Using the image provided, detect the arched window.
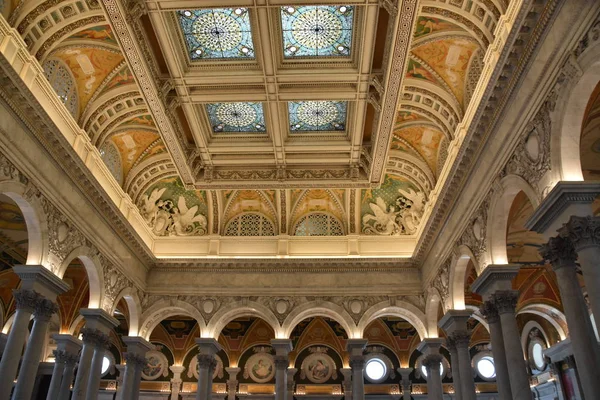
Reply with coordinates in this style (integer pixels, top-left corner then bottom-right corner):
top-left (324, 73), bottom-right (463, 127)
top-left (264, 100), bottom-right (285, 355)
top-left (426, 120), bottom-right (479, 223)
top-left (42, 59), bottom-right (78, 118)
top-left (99, 141), bottom-right (123, 185)
top-left (224, 213), bottom-right (275, 236)
top-left (294, 213), bottom-right (344, 236)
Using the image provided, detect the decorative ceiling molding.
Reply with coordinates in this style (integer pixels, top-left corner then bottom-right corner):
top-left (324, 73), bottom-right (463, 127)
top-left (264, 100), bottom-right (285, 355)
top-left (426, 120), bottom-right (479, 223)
top-left (125, 153), bottom-right (177, 204)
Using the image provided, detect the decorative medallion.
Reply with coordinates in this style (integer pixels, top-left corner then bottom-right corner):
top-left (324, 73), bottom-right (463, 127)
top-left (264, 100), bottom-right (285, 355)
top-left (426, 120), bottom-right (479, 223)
top-left (244, 352), bottom-right (275, 383)
top-left (188, 354), bottom-right (224, 380)
top-left (178, 8), bottom-right (255, 60)
top-left (206, 102), bottom-right (266, 133)
top-left (142, 350), bottom-right (169, 380)
top-left (288, 101), bottom-right (347, 132)
top-left (300, 349), bottom-right (337, 383)
top-left (281, 5), bottom-right (353, 57)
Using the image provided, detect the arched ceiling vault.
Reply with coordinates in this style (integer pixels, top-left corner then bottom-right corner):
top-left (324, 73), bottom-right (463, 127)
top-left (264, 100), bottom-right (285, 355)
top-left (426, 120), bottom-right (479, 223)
top-left (7, 0), bottom-right (507, 245)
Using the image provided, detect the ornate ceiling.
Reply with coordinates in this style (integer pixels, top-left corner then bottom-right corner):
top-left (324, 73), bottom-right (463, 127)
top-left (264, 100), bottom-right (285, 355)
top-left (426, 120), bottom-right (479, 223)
top-left (1, 0), bottom-right (512, 258)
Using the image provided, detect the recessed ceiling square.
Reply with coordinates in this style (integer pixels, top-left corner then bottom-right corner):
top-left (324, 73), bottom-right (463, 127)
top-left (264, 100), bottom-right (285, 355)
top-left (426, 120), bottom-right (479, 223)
top-left (288, 101), bottom-right (347, 132)
top-left (178, 8), bottom-right (255, 60)
top-left (281, 5), bottom-right (354, 58)
top-left (206, 102), bottom-right (266, 133)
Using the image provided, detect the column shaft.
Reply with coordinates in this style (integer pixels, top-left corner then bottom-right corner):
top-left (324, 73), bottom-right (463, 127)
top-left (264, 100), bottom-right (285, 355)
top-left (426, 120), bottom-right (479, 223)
top-left (85, 342), bottom-right (108, 400)
top-left (423, 355), bottom-right (443, 400)
top-left (120, 363), bottom-right (137, 400)
top-left (58, 360), bottom-right (78, 400)
top-left (196, 355), bottom-right (213, 400)
top-left (481, 303), bottom-right (512, 400)
top-left (0, 290), bottom-right (38, 400)
top-left (13, 299), bottom-right (58, 400)
top-left (446, 342), bottom-right (463, 400)
top-left (454, 334), bottom-right (476, 400)
top-left (71, 340), bottom-right (95, 400)
top-left (495, 291), bottom-right (533, 400)
top-left (350, 358), bottom-right (365, 400)
top-left (274, 357), bottom-right (288, 400)
top-left (574, 246), bottom-right (600, 332)
top-left (131, 363), bottom-right (144, 400)
top-left (46, 351), bottom-right (67, 400)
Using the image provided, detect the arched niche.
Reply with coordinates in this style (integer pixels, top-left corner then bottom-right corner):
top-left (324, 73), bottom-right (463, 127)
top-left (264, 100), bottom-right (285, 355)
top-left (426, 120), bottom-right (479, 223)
top-left (282, 301), bottom-right (356, 339)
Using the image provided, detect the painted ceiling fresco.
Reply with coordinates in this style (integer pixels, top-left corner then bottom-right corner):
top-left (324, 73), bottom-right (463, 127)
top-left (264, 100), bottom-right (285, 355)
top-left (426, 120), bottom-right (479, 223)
top-left (14, 0), bottom-right (502, 239)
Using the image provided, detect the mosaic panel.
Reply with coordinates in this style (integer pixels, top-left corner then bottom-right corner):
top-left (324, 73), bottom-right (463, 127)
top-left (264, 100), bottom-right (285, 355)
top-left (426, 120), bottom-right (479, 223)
top-left (288, 101), bottom-right (347, 132)
top-left (206, 102), bottom-right (266, 133)
top-left (178, 8), bottom-right (255, 60)
top-left (281, 5), bottom-right (353, 57)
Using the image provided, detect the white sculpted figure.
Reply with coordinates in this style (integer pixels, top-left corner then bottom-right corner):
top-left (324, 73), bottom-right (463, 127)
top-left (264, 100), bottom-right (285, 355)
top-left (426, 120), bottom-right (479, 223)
top-left (139, 188), bottom-right (166, 224)
top-left (171, 196), bottom-right (207, 236)
top-left (362, 197), bottom-right (401, 235)
top-left (397, 188), bottom-right (425, 235)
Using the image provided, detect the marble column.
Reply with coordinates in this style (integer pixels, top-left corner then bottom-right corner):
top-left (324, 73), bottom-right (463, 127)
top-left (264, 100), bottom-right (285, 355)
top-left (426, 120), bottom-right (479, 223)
top-left (195, 338), bottom-right (222, 400)
top-left (58, 353), bottom-right (80, 400)
top-left (71, 308), bottom-right (119, 400)
top-left (46, 334), bottom-right (82, 400)
top-left (444, 337), bottom-right (463, 400)
top-left (286, 368), bottom-right (297, 400)
top-left (0, 332), bottom-right (8, 356)
top-left (346, 339), bottom-right (368, 400)
top-left (272, 339), bottom-right (293, 400)
top-left (121, 336), bottom-right (153, 400)
top-left (340, 367), bottom-right (352, 400)
top-left (115, 364), bottom-right (125, 400)
top-left (0, 289), bottom-right (39, 400)
top-left (417, 339), bottom-right (444, 400)
top-left (439, 310), bottom-right (477, 400)
top-left (540, 235), bottom-right (600, 399)
top-left (84, 330), bottom-right (111, 400)
top-left (397, 368), bottom-right (413, 400)
top-left (494, 290), bottom-right (532, 400)
top-left (479, 301), bottom-right (512, 400)
top-left (170, 365), bottom-right (186, 400)
top-left (559, 216), bottom-right (600, 331)
top-left (12, 298), bottom-right (59, 400)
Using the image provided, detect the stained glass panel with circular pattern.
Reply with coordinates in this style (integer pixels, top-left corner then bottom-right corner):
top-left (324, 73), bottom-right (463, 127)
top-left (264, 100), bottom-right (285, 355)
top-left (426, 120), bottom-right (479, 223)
top-left (206, 102), bottom-right (266, 133)
top-left (178, 8), bottom-right (255, 60)
top-left (288, 101), bottom-right (347, 132)
top-left (281, 5), bottom-right (353, 57)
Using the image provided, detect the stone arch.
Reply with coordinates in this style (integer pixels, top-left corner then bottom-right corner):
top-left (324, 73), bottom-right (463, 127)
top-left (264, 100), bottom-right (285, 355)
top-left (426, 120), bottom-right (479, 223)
top-left (486, 175), bottom-right (540, 265)
top-left (2, 314), bottom-right (15, 334)
top-left (520, 320), bottom-right (551, 352)
top-left (465, 305), bottom-right (489, 332)
top-left (356, 301), bottom-right (428, 341)
top-left (111, 287), bottom-right (142, 336)
top-left (517, 304), bottom-right (567, 341)
top-left (0, 180), bottom-right (48, 267)
top-left (138, 300), bottom-right (206, 341)
top-left (424, 289), bottom-right (442, 338)
top-left (449, 245), bottom-right (478, 310)
top-left (282, 301), bottom-right (356, 339)
top-left (57, 246), bottom-right (103, 309)
top-left (68, 314), bottom-right (85, 335)
top-left (205, 302), bottom-right (281, 339)
top-left (554, 36), bottom-right (600, 181)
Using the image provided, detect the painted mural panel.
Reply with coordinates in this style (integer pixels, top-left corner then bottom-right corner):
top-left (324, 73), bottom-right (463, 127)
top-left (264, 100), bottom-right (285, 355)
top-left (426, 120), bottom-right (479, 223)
top-left (392, 125), bottom-right (444, 174)
top-left (414, 17), bottom-right (463, 38)
top-left (109, 130), bottom-right (161, 177)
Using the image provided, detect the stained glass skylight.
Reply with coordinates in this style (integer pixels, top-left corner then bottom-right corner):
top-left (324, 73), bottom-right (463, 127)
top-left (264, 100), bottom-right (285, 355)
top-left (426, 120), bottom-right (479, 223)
top-left (281, 5), bottom-right (354, 58)
top-left (288, 101), bottom-right (347, 132)
top-left (178, 8), bottom-right (255, 60)
top-left (206, 102), bottom-right (266, 133)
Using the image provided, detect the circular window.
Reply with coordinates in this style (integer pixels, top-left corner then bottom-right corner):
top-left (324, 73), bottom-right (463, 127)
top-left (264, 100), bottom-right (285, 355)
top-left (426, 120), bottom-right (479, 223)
top-left (101, 356), bottom-right (110, 375)
top-left (477, 356), bottom-right (496, 379)
top-left (532, 343), bottom-right (545, 370)
top-left (365, 358), bottom-right (386, 381)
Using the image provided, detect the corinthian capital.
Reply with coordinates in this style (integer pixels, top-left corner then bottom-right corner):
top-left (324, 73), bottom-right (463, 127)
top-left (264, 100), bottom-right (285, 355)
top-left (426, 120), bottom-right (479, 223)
top-left (492, 290), bottom-right (519, 314)
top-left (449, 331), bottom-right (471, 348)
top-left (559, 215), bottom-right (600, 251)
top-left (422, 354), bottom-right (443, 370)
top-left (197, 354), bottom-right (215, 369)
top-left (34, 298), bottom-right (59, 320)
top-left (125, 352), bottom-right (147, 369)
top-left (12, 289), bottom-right (40, 312)
top-left (539, 235), bottom-right (577, 270)
top-left (479, 300), bottom-right (499, 324)
top-left (53, 349), bottom-right (68, 364)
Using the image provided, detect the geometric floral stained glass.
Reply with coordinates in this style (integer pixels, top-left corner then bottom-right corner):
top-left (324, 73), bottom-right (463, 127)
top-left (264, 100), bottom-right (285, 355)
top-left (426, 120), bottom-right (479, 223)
top-left (178, 8), bottom-right (255, 60)
top-left (205, 102), bottom-right (266, 133)
top-left (288, 101), bottom-right (347, 132)
top-left (281, 5), bottom-right (353, 57)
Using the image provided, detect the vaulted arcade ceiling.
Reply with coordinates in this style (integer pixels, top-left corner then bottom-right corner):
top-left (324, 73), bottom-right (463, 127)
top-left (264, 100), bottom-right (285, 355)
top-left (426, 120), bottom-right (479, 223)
top-left (1, 0), bottom-right (511, 258)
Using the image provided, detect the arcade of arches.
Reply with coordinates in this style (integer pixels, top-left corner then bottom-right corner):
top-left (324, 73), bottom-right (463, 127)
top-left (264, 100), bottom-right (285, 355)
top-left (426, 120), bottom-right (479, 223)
top-left (0, 0), bottom-right (599, 400)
